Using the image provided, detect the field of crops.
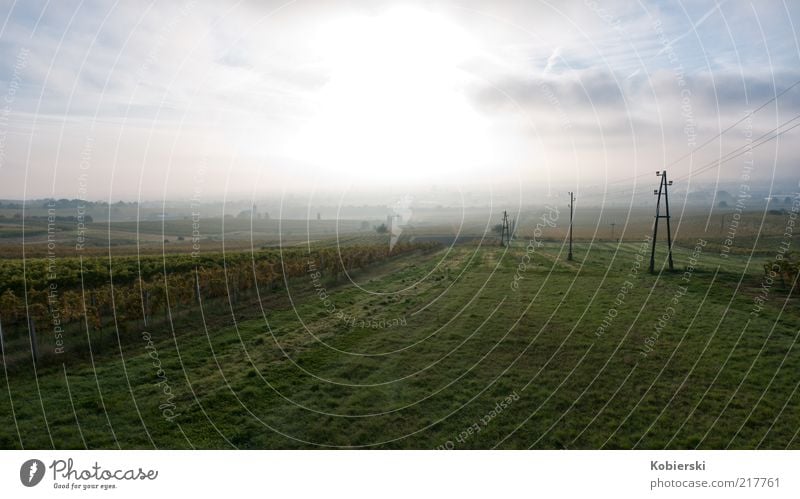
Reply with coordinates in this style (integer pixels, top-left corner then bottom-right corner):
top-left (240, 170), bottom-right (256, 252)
top-left (0, 242), bottom-right (439, 369)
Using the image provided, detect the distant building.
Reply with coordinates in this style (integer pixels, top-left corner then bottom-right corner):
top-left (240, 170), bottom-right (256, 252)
top-left (237, 204), bottom-right (261, 219)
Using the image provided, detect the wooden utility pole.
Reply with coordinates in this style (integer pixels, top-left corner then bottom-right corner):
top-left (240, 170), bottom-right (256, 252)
top-left (28, 316), bottom-right (39, 362)
top-left (195, 270), bottom-right (202, 304)
top-left (500, 211), bottom-right (511, 247)
top-left (649, 170), bottom-right (675, 273)
top-left (143, 290), bottom-right (150, 327)
top-left (568, 192), bottom-right (574, 261)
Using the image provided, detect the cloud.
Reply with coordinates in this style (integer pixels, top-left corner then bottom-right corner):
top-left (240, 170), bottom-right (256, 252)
top-left (1, 0), bottom-right (799, 198)
top-left (470, 67), bottom-right (629, 115)
top-left (542, 46), bottom-right (563, 74)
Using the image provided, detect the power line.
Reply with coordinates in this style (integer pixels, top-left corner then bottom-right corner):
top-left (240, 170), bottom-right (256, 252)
top-left (673, 113), bottom-right (800, 182)
top-left (662, 78), bottom-right (800, 170)
top-left (575, 112), bottom-right (800, 203)
top-left (575, 78), bottom-right (800, 194)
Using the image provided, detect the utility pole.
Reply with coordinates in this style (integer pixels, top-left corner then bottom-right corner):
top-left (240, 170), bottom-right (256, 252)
top-left (568, 192), bottom-right (574, 261)
top-left (142, 290), bottom-right (150, 328)
top-left (649, 170), bottom-right (675, 273)
top-left (28, 316), bottom-right (39, 362)
top-left (610, 221), bottom-right (616, 241)
top-left (195, 270), bottom-right (202, 305)
top-left (500, 211), bottom-right (511, 247)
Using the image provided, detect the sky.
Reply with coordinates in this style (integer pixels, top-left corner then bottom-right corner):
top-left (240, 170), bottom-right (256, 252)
top-left (0, 0), bottom-right (799, 202)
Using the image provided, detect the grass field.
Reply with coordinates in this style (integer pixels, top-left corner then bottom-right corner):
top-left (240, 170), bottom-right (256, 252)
top-left (1, 233), bottom-right (797, 449)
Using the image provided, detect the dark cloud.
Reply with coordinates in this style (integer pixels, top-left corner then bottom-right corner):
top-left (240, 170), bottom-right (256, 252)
top-left (471, 67), bottom-right (800, 120)
top-left (469, 67), bottom-right (629, 114)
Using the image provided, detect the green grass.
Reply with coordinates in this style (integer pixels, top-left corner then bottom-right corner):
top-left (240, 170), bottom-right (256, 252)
top-left (1, 239), bottom-right (797, 449)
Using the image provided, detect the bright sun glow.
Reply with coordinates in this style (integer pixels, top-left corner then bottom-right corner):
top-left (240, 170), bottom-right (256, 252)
top-left (287, 7), bottom-right (489, 184)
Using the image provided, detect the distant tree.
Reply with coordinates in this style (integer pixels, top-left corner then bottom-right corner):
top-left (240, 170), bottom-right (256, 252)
top-left (764, 252), bottom-right (799, 290)
top-left (718, 201), bottom-right (728, 208)
top-left (375, 223), bottom-right (388, 234)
